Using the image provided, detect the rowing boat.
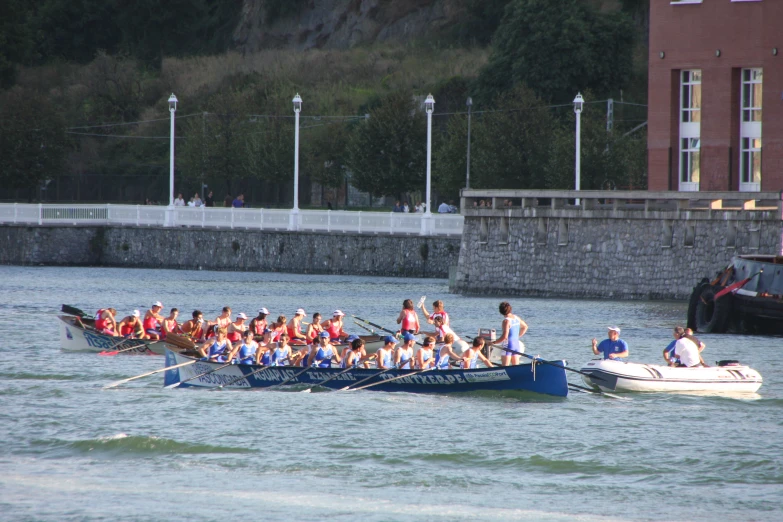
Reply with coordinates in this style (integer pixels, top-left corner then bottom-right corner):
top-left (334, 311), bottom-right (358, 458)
top-left (58, 315), bottom-right (172, 354)
top-left (579, 359), bottom-right (763, 393)
top-left (162, 349), bottom-right (570, 397)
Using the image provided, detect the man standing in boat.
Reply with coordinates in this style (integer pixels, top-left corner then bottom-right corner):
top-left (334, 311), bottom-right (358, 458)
top-left (591, 326), bottom-right (629, 360)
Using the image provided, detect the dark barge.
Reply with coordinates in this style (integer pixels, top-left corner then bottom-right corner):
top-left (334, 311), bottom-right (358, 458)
top-left (688, 255), bottom-right (783, 334)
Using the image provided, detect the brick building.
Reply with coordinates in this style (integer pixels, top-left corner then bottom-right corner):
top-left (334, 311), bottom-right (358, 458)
top-left (648, 0), bottom-right (782, 192)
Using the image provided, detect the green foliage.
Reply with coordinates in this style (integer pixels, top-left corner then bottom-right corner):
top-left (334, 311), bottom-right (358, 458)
top-left (0, 0), bottom-right (32, 87)
top-left (0, 87), bottom-right (69, 196)
top-left (450, 0), bottom-right (512, 46)
top-left (346, 91), bottom-right (427, 199)
top-left (476, 0), bottom-right (636, 103)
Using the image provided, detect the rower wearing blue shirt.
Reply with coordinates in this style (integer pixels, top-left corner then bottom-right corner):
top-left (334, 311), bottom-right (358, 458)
top-left (236, 330), bottom-right (259, 365)
top-left (197, 327), bottom-right (236, 362)
top-left (591, 326), bottom-right (629, 360)
top-left (271, 334), bottom-right (292, 366)
top-left (307, 331), bottom-right (342, 368)
top-left (395, 332), bottom-right (416, 369)
top-left (376, 336), bottom-right (398, 369)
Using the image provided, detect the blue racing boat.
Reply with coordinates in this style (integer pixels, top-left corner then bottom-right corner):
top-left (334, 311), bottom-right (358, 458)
top-left (162, 349), bottom-right (569, 397)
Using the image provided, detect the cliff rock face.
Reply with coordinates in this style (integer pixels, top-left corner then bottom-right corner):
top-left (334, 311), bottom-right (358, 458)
top-left (234, 0), bottom-right (464, 51)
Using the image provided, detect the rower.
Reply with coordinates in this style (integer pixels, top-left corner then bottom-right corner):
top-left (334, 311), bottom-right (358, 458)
top-left (143, 301), bottom-right (165, 340)
top-left (395, 332), bottom-right (416, 369)
top-left (670, 326), bottom-right (707, 367)
top-left (209, 306), bottom-right (232, 337)
top-left (340, 335), bottom-right (360, 362)
top-left (249, 308), bottom-right (269, 340)
top-left (117, 310), bottom-right (145, 339)
top-left (421, 299), bottom-right (450, 327)
top-left (197, 327), bottom-right (234, 362)
top-left (396, 299), bottom-right (420, 335)
top-left (268, 315), bottom-right (287, 344)
top-left (344, 338), bottom-right (368, 368)
top-left (255, 341), bottom-right (273, 366)
top-left (271, 334), bottom-right (292, 366)
top-left (432, 315), bottom-right (468, 354)
top-left (435, 334), bottom-right (461, 369)
top-left (307, 331), bottom-right (341, 368)
top-left (495, 301), bottom-right (528, 366)
top-left (306, 313), bottom-right (324, 343)
top-left (591, 326), bottom-right (628, 361)
top-left (415, 336), bottom-right (436, 369)
top-left (376, 336), bottom-right (398, 369)
top-left (161, 308), bottom-right (181, 339)
top-left (95, 308), bottom-right (118, 336)
top-left (321, 310), bottom-right (347, 342)
top-left (180, 310), bottom-right (206, 342)
top-left (236, 330), bottom-right (259, 365)
top-left (227, 313), bottom-right (248, 343)
top-left (461, 337), bottom-right (493, 369)
top-left (287, 308), bottom-right (308, 343)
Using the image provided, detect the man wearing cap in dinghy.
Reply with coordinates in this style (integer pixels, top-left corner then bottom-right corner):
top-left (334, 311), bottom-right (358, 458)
top-left (591, 326), bottom-right (629, 360)
top-left (143, 301), bottom-right (165, 340)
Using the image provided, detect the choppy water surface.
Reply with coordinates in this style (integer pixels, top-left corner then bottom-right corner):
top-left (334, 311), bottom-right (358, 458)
top-left (0, 266), bottom-right (781, 521)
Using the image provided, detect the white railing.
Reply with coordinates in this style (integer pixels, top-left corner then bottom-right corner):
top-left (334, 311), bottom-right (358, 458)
top-left (0, 203), bottom-right (464, 237)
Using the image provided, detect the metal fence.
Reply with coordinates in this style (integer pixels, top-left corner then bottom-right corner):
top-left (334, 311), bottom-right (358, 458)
top-left (0, 204), bottom-right (464, 236)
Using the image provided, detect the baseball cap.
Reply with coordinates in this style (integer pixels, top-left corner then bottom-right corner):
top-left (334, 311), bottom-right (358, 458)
top-left (152, 301), bottom-right (163, 308)
top-left (383, 335), bottom-right (398, 344)
top-left (332, 310), bottom-right (345, 317)
top-left (319, 331), bottom-right (330, 338)
top-left (258, 307), bottom-right (269, 315)
top-left (345, 335), bottom-right (359, 342)
top-left (402, 332), bottom-right (416, 342)
top-left (607, 326), bottom-right (621, 333)
top-left (237, 313), bottom-right (247, 320)
top-left (295, 308), bottom-right (306, 316)
top-left (132, 310), bottom-right (140, 318)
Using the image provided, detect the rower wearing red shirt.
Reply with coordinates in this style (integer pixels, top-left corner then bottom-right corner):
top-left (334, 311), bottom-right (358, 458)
top-left (143, 301), bottom-right (165, 340)
top-left (227, 313), bottom-right (248, 342)
top-left (321, 310), bottom-right (348, 342)
top-left (95, 308), bottom-right (118, 336)
top-left (161, 308), bottom-right (182, 340)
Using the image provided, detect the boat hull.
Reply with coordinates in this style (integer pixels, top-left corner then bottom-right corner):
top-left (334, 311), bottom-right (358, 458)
top-left (580, 359), bottom-right (763, 393)
top-left (163, 350), bottom-right (569, 397)
top-left (58, 315), bottom-right (168, 354)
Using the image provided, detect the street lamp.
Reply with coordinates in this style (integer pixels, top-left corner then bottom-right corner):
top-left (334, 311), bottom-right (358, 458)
top-left (422, 94), bottom-right (435, 236)
top-left (466, 96), bottom-right (472, 190)
top-left (166, 93), bottom-right (178, 226)
top-left (573, 92), bottom-right (584, 205)
top-left (291, 93), bottom-right (302, 230)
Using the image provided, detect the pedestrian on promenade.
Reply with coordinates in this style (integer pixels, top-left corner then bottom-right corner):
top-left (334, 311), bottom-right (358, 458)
top-left (174, 193), bottom-right (185, 206)
top-left (223, 194), bottom-right (233, 207)
top-left (205, 191), bottom-right (214, 207)
top-left (232, 194), bottom-right (244, 208)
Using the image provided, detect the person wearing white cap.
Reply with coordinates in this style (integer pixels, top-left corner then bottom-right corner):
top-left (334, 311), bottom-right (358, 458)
top-left (287, 309), bottom-right (308, 343)
top-left (321, 310), bottom-right (348, 342)
top-left (249, 308), bottom-right (270, 340)
top-left (143, 301), bottom-right (165, 340)
top-left (591, 326), bottom-right (629, 360)
top-left (227, 312), bottom-right (248, 343)
top-left (117, 310), bottom-right (146, 339)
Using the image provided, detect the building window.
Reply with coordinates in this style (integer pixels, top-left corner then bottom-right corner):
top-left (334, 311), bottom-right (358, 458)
top-left (671, 1), bottom-right (702, 4)
top-left (740, 68), bottom-right (762, 191)
top-left (679, 70), bottom-right (701, 191)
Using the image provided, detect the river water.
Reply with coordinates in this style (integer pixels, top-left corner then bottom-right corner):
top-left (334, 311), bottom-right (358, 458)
top-left (0, 266), bottom-right (780, 521)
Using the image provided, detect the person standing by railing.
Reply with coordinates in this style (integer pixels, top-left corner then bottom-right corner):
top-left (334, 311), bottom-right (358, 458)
top-left (205, 190), bottom-right (214, 207)
top-left (174, 194), bottom-right (185, 206)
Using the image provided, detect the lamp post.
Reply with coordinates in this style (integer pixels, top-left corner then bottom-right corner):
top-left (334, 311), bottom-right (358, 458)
top-left (291, 93), bottom-right (302, 231)
top-left (421, 94), bottom-right (435, 236)
top-left (573, 92), bottom-right (584, 206)
top-left (165, 93), bottom-right (178, 226)
top-left (465, 96), bottom-right (472, 190)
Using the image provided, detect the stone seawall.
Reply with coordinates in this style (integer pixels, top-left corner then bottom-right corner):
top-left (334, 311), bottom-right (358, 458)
top-left (453, 207), bottom-right (783, 300)
top-left (1, 226), bottom-right (459, 278)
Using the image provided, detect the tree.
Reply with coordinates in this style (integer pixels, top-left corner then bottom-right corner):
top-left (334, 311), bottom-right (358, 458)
top-left (345, 91), bottom-right (427, 199)
top-left (0, 87), bottom-right (68, 200)
top-left (434, 85), bottom-right (559, 193)
top-left (0, 0), bottom-right (32, 87)
top-left (475, 0), bottom-right (635, 103)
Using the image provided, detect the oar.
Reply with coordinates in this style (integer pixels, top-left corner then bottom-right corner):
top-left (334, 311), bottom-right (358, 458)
top-left (568, 383), bottom-right (629, 401)
top-left (300, 355), bottom-right (377, 393)
top-left (270, 364), bottom-right (313, 388)
top-left (61, 304), bottom-right (92, 319)
top-left (339, 364), bottom-right (399, 391)
top-left (103, 360), bottom-right (197, 389)
top-left (353, 320), bottom-right (376, 335)
top-left (352, 315), bottom-right (425, 347)
top-left (714, 270), bottom-right (762, 299)
top-left (164, 362), bottom-right (233, 389)
top-left (98, 338), bottom-right (147, 356)
top-left (213, 365), bottom-right (273, 390)
top-left (350, 367), bottom-right (434, 391)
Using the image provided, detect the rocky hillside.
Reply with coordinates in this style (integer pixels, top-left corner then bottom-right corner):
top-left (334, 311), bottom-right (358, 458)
top-left (234, 0), bottom-right (467, 51)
